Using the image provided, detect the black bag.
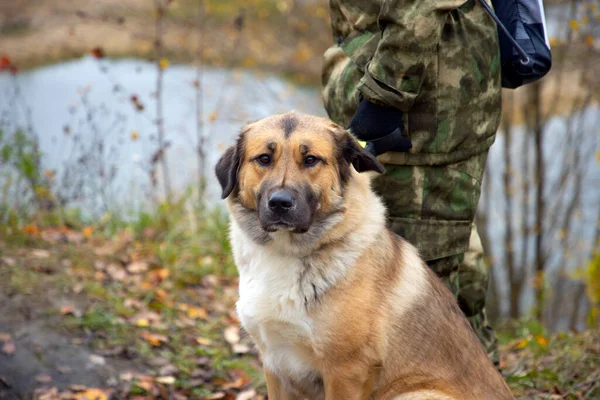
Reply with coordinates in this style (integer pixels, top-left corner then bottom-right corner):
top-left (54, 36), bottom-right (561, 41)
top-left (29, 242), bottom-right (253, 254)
top-left (479, 0), bottom-right (552, 89)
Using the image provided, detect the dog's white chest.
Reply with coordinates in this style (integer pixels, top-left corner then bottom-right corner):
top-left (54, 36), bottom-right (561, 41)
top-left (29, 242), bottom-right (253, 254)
top-left (233, 231), bottom-right (318, 377)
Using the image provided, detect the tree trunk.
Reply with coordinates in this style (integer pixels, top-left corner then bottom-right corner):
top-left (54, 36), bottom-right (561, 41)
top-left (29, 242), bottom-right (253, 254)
top-left (533, 82), bottom-right (545, 322)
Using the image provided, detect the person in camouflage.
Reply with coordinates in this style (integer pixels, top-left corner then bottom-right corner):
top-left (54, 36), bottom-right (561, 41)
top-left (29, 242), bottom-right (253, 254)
top-left (321, 0), bottom-right (501, 362)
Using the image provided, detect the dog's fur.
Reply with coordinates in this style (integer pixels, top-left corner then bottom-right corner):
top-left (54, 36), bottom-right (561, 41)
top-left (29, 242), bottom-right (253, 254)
top-left (216, 112), bottom-right (514, 400)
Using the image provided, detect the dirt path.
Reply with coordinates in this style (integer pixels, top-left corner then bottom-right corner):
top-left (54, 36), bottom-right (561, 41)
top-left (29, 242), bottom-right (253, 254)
top-left (0, 291), bottom-right (142, 399)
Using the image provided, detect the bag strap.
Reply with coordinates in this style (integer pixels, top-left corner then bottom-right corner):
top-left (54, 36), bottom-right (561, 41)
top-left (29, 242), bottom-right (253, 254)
top-left (478, 0), bottom-right (531, 66)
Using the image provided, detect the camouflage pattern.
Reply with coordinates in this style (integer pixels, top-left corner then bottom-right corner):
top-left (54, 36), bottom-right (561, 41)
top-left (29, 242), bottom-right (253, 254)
top-left (321, 0), bottom-right (502, 356)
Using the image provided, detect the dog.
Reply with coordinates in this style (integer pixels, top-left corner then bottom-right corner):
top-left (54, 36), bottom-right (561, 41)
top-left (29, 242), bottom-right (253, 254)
top-left (215, 112), bottom-right (514, 400)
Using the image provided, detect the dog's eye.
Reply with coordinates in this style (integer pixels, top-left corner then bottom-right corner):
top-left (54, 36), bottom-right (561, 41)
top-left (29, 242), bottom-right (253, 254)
top-left (304, 156), bottom-right (319, 167)
top-left (256, 154), bottom-right (272, 166)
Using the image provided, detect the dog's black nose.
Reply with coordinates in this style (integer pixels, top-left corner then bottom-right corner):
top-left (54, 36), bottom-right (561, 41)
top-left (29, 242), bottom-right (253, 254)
top-left (268, 191), bottom-right (295, 210)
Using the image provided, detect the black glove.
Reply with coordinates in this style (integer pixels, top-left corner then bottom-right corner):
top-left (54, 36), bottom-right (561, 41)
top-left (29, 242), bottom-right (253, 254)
top-left (347, 99), bottom-right (412, 156)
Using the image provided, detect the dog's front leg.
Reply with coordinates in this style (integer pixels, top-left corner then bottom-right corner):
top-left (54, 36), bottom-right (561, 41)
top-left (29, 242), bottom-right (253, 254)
top-left (264, 366), bottom-right (300, 400)
top-left (323, 363), bottom-right (374, 400)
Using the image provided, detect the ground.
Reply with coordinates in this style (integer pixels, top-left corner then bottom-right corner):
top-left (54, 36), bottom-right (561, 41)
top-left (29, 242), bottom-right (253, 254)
top-left (0, 223), bottom-right (599, 400)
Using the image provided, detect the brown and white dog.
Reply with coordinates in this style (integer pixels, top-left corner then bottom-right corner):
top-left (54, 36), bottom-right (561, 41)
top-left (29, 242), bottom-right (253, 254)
top-left (215, 112), bottom-right (513, 400)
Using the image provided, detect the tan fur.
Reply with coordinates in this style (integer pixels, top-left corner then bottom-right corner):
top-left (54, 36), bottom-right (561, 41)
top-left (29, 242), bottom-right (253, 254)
top-left (224, 112), bottom-right (514, 400)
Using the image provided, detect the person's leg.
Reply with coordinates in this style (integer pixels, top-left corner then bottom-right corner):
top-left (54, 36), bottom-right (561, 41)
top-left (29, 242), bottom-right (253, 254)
top-left (460, 226), bottom-right (499, 365)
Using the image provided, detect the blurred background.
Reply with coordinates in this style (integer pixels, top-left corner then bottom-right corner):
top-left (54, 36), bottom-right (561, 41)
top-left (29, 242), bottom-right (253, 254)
top-left (0, 0), bottom-right (599, 399)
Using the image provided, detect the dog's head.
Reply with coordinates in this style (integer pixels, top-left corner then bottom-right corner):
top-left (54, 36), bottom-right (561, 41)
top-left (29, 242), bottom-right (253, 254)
top-left (215, 112), bottom-right (384, 239)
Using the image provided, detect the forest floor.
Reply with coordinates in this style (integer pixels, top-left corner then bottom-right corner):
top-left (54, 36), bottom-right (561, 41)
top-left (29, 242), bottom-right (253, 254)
top-left (0, 223), bottom-right (599, 400)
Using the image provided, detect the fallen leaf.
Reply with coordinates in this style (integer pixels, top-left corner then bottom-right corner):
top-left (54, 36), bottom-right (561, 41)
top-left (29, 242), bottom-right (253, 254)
top-left (159, 58), bottom-right (169, 70)
top-left (535, 335), bottom-right (548, 347)
top-left (23, 225), bottom-right (41, 235)
top-left (209, 111), bottom-right (218, 122)
top-left (140, 332), bottom-right (168, 346)
top-left (516, 338), bottom-right (530, 349)
top-left (205, 393), bottom-right (226, 400)
top-left (159, 364), bottom-right (178, 376)
top-left (196, 337), bottom-right (212, 346)
top-left (35, 374), bottom-right (52, 384)
top-left (2, 341), bottom-right (15, 355)
top-left (106, 263), bottom-right (127, 281)
top-left (224, 325), bottom-right (240, 345)
top-left (187, 306), bottom-right (208, 320)
top-left (82, 226), bottom-right (94, 238)
top-left (0, 333), bottom-right (11, 342)
top-left (236, 389), bottom-right (256, 400)
top-left (1, 257), bottom-right (16, 267)
top-left (89, 354), bottom-right (106, 366)
top-left (32, 249), bottom-right (50, 259)
top-left (60, 305), bottom-right (75, 316)
top-left (131, 131), bottom-right (139, 140)
top-left (74, 388), bottom-right (109, 400)
top-left (127, 261), bottom-right (149, 274)
top-left (156, 376), bottom-right (175, 384)
top-left (135, 318), bottom-right (150, 327)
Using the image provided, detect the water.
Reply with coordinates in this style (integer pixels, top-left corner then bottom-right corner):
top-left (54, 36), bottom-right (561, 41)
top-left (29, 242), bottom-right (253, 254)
top-left (1, 54), bottom-right (598, 329)
top-left (0, 57), bottom-right (326, 212)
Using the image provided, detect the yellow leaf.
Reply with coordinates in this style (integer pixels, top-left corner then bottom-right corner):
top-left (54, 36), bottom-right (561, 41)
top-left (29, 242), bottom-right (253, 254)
top-left (535, 335), bottom-right (548, 347)
top-left (131, 131), bottom-right (139, 140)
top-left (74, 389), bottom-right (108, 400)
top-left (187, 306), bottom-right (208, 320)
top-left (82, 226), bottom-right (94, 238)
top-left (516, 339), bottom-right (529, 349)
top-left (159, 58), bottom-right (169, 70)
top-left (597, 150), bottom-right (600, 164)
top-left (140, 332), bottom-right (168, 346)
top-left (209, 111), bottom-right (218, 122)
top-left (549, 37), bottom-right (558, 47)
top-left (135, 318), bottom-right (150, 327)
top-left (569, 20), bottom-right (579, 30)
top-left (196, 337), bottom-right (213, 346)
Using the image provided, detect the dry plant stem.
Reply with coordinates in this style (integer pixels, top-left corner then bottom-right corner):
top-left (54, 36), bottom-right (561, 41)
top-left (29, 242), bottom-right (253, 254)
top-left (195, 1), bottom-right (207, 201)
top-left (154, 0), bottom-right (172, 204)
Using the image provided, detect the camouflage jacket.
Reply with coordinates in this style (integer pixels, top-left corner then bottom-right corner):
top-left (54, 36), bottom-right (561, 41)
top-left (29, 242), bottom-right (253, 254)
top-left (322, 0), bottom-right (502, 166)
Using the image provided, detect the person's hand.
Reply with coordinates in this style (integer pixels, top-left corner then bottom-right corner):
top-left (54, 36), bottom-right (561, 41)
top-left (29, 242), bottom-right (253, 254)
top-left (347, 98), bottom-right (412, 156)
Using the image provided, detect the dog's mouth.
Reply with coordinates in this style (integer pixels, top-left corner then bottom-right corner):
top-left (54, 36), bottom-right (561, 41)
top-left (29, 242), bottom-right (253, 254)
top-left (261, 220), bottom-right (310, 234)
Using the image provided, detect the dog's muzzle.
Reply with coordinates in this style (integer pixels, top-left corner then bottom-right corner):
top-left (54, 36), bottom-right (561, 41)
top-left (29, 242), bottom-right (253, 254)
top-left (259, 187), bottom-right (313, 233)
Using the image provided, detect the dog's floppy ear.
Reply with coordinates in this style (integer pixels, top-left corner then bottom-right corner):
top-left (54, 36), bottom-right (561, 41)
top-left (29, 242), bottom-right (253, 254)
top-left (215, 135), bottom-right (244, 199)
top-left (340, 132), bottom-right (385, 174)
